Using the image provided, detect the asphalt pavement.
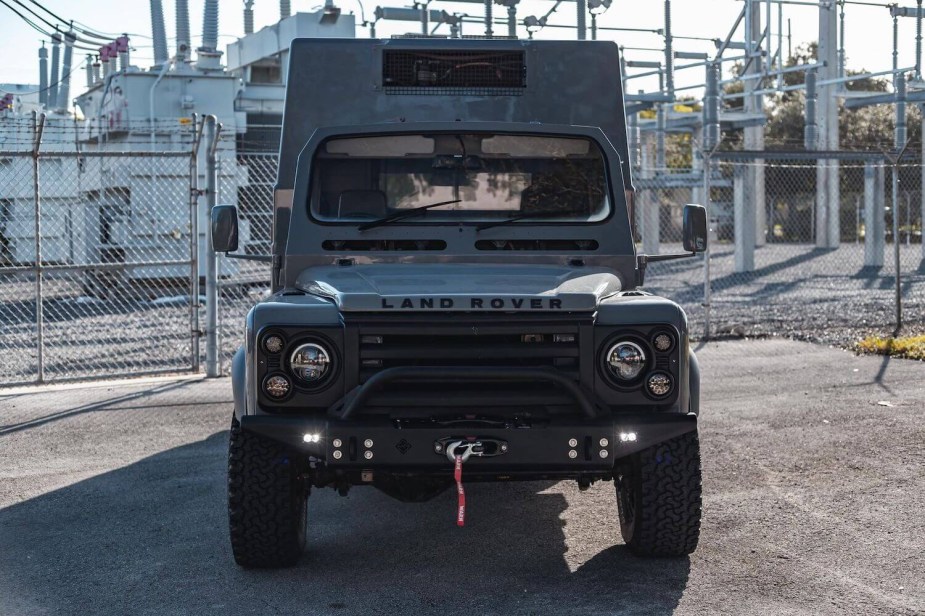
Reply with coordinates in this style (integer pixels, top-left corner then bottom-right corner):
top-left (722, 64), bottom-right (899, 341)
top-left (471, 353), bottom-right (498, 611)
top-left (0, 340), bottom-right (923, 615)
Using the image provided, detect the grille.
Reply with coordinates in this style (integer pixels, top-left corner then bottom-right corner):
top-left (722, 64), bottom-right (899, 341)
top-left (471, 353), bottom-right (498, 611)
top-left (382, 49), bottom-right (526, 95)
top-left (348, 316), bottom-right (588, 409)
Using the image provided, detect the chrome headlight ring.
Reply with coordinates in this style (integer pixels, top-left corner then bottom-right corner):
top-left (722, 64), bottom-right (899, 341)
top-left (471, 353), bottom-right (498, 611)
top-left (605, 340), bottom-right (647, 382)
top-left (289, 341), bottom-right (334, 387)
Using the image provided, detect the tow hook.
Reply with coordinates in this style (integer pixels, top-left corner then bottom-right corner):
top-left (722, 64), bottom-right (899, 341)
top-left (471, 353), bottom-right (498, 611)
top-left (435, 438), bottom-right (509, 462)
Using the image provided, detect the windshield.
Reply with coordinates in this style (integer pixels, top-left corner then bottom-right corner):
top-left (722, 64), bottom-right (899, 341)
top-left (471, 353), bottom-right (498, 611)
top-left (309, 133), bottom-right (611, 224)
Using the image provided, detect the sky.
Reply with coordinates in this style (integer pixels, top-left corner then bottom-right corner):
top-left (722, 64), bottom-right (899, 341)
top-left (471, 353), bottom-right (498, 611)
top-left (0, 0), bottom-right (920, 96)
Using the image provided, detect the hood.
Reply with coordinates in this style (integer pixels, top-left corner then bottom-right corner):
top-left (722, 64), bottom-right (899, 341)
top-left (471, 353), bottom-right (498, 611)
top-left (294, 264), bottom-right (622, 312)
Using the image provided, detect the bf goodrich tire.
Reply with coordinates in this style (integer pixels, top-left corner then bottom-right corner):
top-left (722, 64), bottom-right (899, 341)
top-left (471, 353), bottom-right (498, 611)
top-left (228, 415), bottom-right (307, 568)
top-left (615, 430), bottom-right (702, 557)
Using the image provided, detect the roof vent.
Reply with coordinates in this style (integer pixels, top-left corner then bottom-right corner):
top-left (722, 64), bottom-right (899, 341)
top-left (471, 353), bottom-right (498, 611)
top-left (382, 49), bottom-right (526, 96)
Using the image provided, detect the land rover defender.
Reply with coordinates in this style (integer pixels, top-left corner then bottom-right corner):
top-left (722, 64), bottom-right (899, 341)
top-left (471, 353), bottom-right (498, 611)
top-left (213, 38), bottom-right (706, 568)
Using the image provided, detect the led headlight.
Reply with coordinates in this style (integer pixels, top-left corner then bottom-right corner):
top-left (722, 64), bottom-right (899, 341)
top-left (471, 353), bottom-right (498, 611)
top-left (263, 374), bottom-right (291, 398)
top-left (290, 343), bottom-right (332, 384)
top-left (606, 341), bottom-right (647, 381)
top-left (263, 334), bottom-right (284, 354)
top-left (653, 332), bottom-right (673, 352)
top-left (646, 372), bottom-right (673, 397)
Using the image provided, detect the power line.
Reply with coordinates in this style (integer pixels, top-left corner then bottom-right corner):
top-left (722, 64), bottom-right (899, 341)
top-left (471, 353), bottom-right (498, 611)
top-left (0, 0), bottom-right (102, 52)
top-left (10, 0), bottom-right (113, 45)
top-left (26, 0), bottom-right (115, 41)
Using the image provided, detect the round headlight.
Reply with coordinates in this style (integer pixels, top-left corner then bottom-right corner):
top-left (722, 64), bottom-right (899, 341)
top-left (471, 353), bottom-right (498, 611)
top-left (290, 343), bottom-right (332, 384)
top-left (606, 341), bottom-right (647, 381)
top-left (647, 372), bottom-right (673, 397)
top-left (263, 374), bottom-right (291, 399)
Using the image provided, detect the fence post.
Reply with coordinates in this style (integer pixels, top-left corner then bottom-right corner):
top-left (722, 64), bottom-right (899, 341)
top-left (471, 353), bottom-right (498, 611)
top-left (204, 115), bottom-right (222, 377)
top-left (701, 61), bottom-right (721, 340)
top-left (190, 114), bottom-right (204, 373)
top-left (32, 112), bottom-right (46, 384)
top-left (863, 161), bottom-right (884, 267)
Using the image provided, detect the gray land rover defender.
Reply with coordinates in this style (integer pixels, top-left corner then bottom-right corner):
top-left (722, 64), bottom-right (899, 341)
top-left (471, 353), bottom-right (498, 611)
top-left (212, 38), bottom-right (707, 568)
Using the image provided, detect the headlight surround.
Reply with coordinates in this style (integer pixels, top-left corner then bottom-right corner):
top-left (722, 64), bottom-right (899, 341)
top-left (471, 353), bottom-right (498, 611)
top-left (289, 342), bottom-right (333, 386)
top-left (605, 340), bottom-right (647, 382)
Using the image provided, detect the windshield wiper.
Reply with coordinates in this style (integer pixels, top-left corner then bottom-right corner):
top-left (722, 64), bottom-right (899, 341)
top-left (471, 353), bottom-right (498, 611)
top-left (357, 199), bottom-right (462, 231)
top-left (475, 210), bottom-right (588, 232)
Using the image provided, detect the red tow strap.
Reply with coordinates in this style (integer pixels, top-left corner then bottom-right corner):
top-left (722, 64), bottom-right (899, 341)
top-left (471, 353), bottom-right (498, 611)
top-left (454, 454), bottom-right (466, 527)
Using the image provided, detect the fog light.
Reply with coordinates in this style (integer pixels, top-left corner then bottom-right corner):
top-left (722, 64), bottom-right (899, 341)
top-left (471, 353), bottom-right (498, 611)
top-left (653, 333), bottom-right (673, 352)
top-left (263, 375), bottom-right (291, 398)
top-left (303, 433), bottom-right (320, 443)
top-left (264, 334), bottom-right (284, 354)
top-left (619, 432), bottom-right (637, 442)
top-left (646, 372), bottom-right (673, 397)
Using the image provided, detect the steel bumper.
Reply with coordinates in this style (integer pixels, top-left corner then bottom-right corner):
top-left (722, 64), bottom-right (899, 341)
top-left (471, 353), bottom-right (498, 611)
top-left (240, 412), bottom-right (697, 471)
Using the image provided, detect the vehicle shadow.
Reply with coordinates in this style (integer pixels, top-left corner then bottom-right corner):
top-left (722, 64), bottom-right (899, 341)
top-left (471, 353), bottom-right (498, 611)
top-left (0, 431), bottom-right (690, 616)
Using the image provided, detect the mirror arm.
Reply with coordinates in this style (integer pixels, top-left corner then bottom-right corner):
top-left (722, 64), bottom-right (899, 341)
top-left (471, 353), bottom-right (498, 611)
top-left (223, 253), bottom-right (273, 263)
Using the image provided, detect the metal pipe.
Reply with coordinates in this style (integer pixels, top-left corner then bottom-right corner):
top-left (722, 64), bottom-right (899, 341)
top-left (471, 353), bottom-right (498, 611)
top-left (204, 115), bottom-right (221, 378)
top-left (804, 69), bottom-right (817, 150)
top-left (714, 4), bottom-right (746, 60)
top-left (839, 0), bottom-right (846, 80)
top-left (190, 114), bottom-right (203, 373)
top-left (590, 12), bottom-right (596, 40)
top-left (895, 73), bottom-right (907, 147)
top-left (891, 162), bottom-right (901, 330)
top-left (703, 62), bottom-right (721, 151)
top-left (32, 112), bottom-right (46, 383)
top-left (149, 55), bottom-right (176, 148)
top-left (917, 0), bottom-right (923, 79)
top-left (777, 2), bottom-right (783, 88)
top-left (576, 0), bottom-right (586, 40)
top-left (893, 10), bottom-right (899, 73)
top-left (39, 44), bottom-right (48, 106)
top-left (508, 4), bottom-right (517, 37)
top-left (421, 2), bottom-right (429, 34)
top-left (721, 65), bottom-right (916, 99)
top-left (664, 0), bottom-right (673, 97)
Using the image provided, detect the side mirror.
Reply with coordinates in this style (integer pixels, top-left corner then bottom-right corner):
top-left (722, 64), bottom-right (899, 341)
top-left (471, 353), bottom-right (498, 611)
top-left (211, 205), bottom-right (239, 253)
top-left (682, 204), bottom-right (708, 253)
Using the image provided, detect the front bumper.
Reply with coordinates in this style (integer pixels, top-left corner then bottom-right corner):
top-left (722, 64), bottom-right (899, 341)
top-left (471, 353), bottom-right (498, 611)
top-left (241, 412), bottom-right (697, 471)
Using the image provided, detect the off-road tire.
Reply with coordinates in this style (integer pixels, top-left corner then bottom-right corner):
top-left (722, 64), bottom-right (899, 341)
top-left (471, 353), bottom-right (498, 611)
top-left (228, 415), bottom-right (307, 568)
top-left (615, 430), bottom-right (702, 557)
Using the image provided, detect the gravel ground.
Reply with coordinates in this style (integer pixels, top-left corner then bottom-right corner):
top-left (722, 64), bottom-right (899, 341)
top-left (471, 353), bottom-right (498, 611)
top-left (1, 339), bottom-right (923, 615)
top-left (1, 242), bottom-right (922, 385)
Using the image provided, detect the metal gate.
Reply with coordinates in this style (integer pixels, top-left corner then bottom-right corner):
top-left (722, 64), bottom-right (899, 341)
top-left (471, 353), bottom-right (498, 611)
top-left (0, 114), bottom-right (199, 385)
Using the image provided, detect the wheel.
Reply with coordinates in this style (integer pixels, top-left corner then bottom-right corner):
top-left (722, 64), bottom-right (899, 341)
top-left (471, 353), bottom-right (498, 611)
top-left (615, 430), bottom-right (702, 557)
top-left (228, 415), bottom-right (307, 568)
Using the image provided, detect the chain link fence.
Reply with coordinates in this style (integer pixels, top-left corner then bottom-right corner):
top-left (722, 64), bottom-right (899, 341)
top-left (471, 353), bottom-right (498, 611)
top-left (641, 157), bottom-right (924, 345)
top-left (0, 115), bottom-right (198, 385)
top-left (1, 112), bottom-right (921, 387)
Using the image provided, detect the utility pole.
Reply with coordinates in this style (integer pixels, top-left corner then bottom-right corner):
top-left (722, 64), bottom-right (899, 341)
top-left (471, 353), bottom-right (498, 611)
top-left (738, 0), bottom-right (762, 273)
top-left (816, 0), bottom-right (840, 248)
